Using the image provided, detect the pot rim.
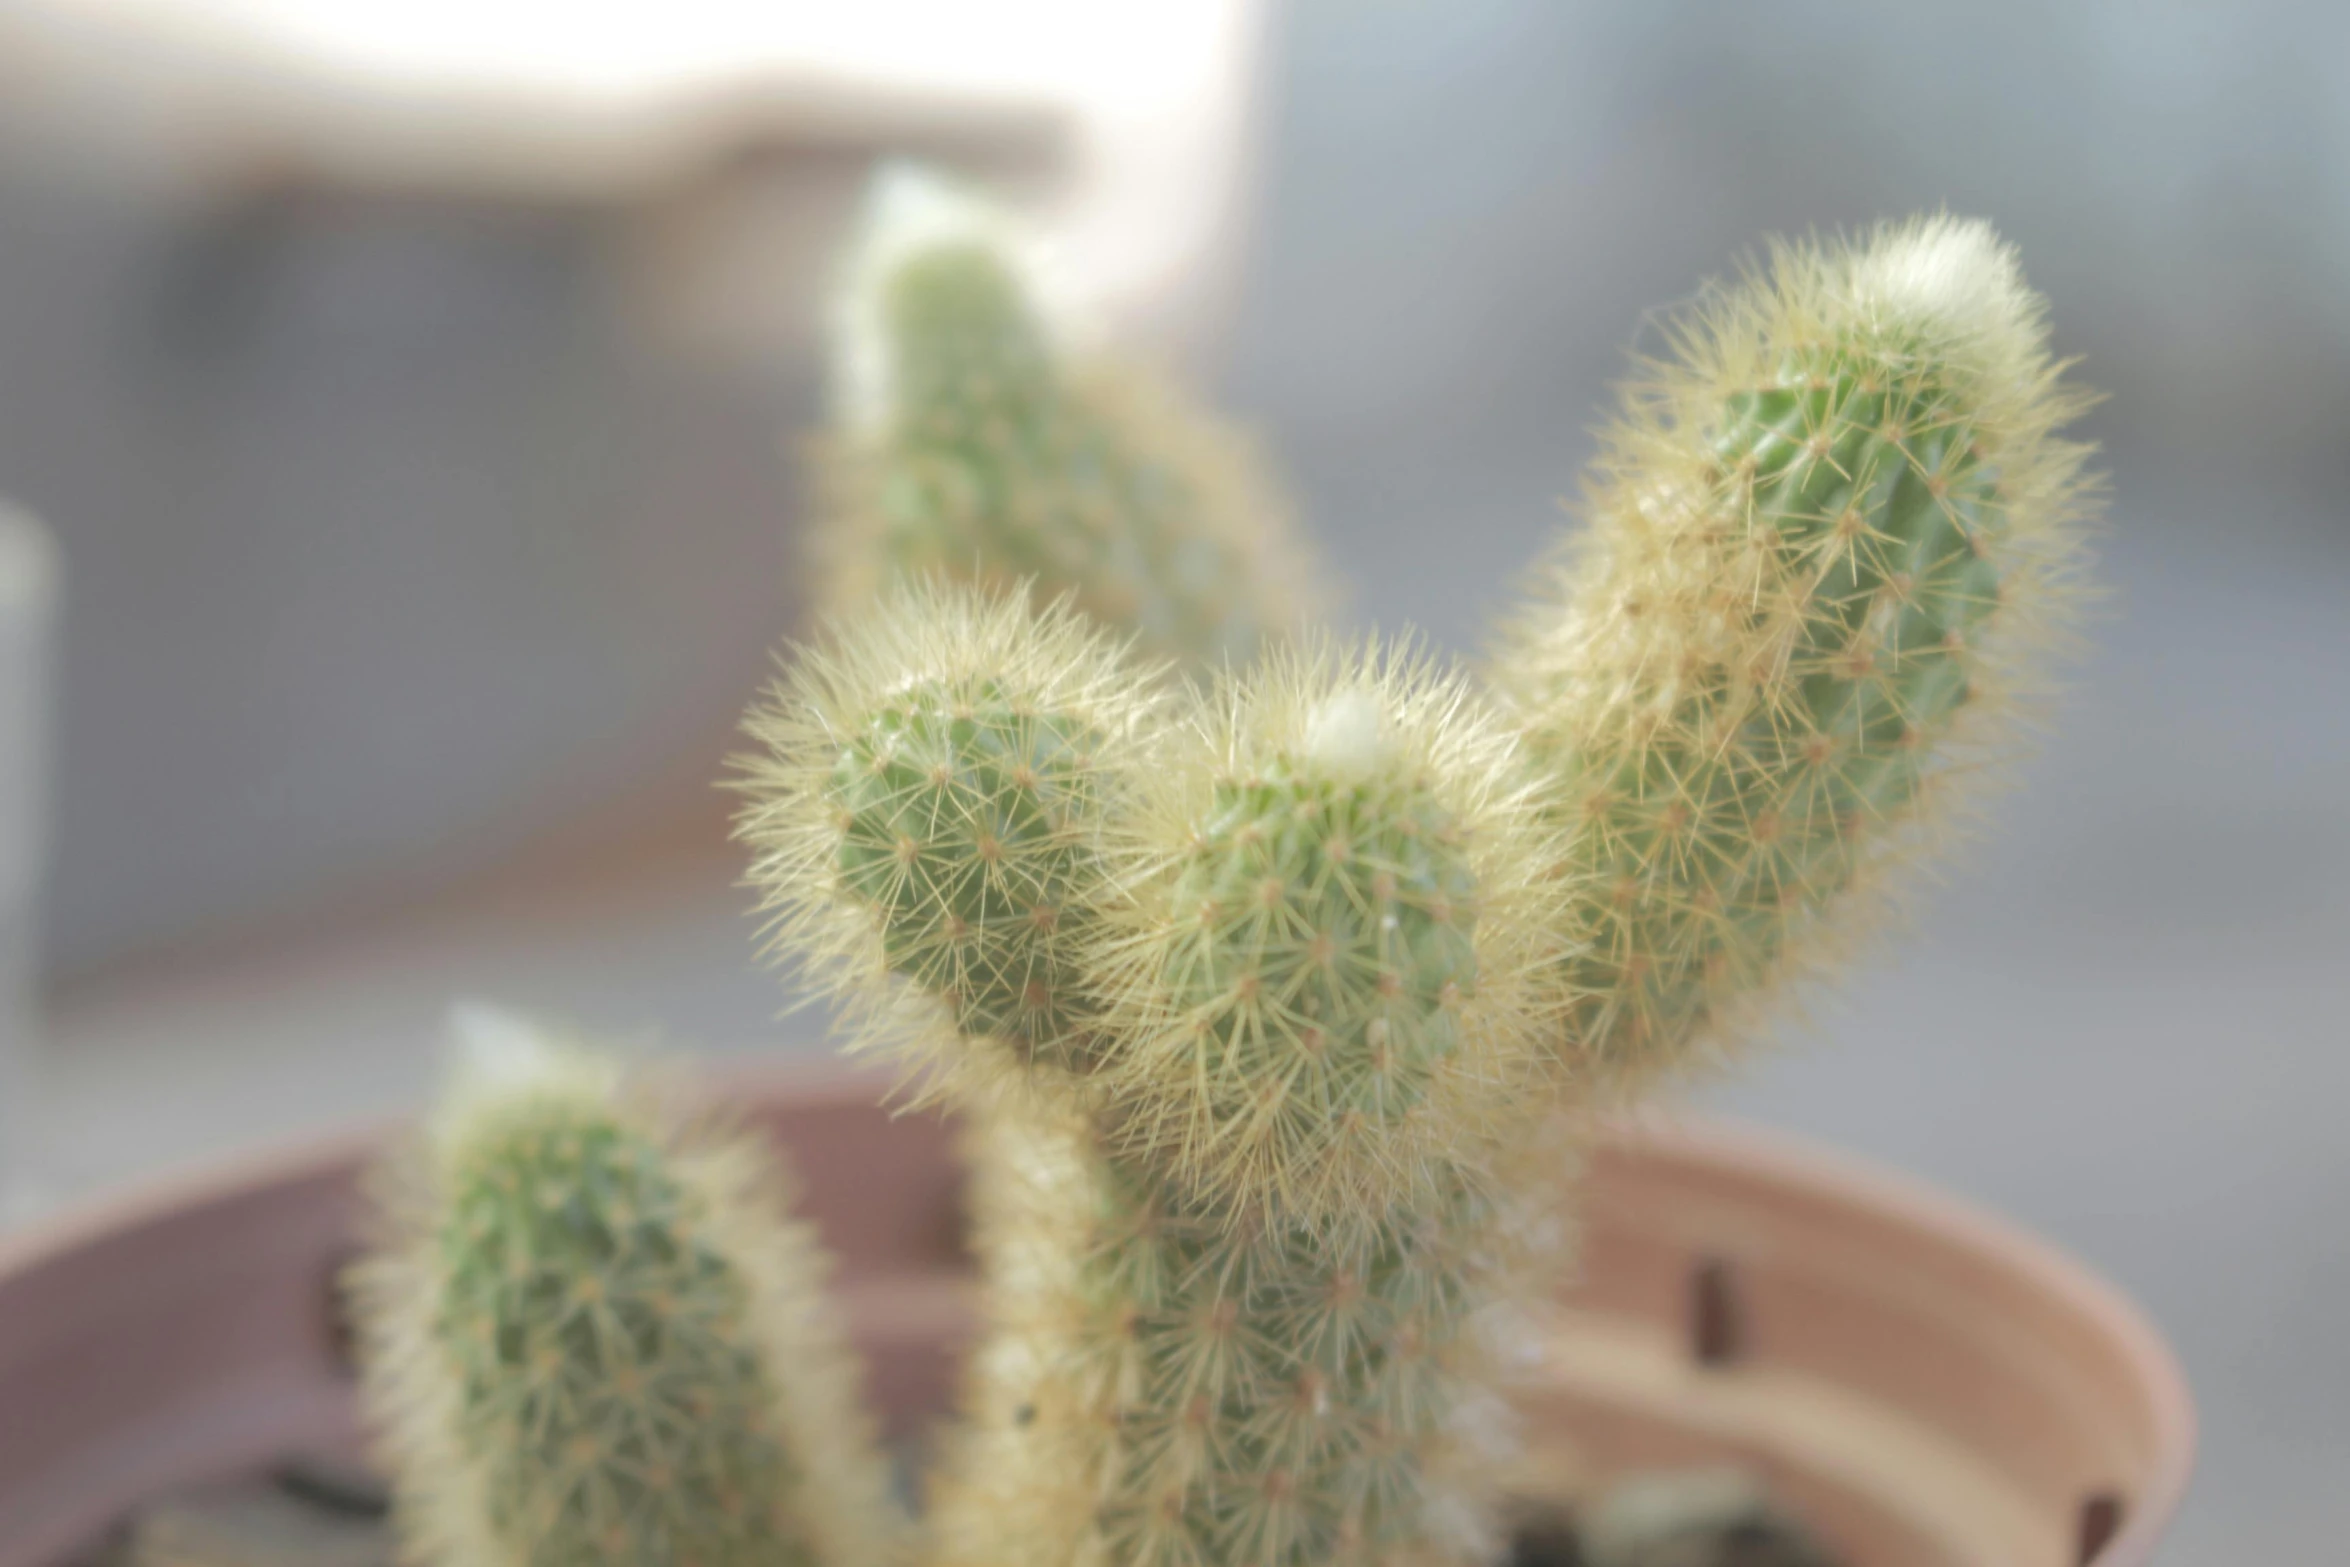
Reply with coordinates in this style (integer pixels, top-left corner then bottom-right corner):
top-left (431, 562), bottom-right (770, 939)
top-left (0, 1063), bottom-right (2194, 1564)
top-left (1601, 1108), bottom-right (2196, 1564)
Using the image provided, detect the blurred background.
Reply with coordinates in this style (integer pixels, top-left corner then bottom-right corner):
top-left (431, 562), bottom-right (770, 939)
top-left (0, 3), bottom-right (2339, 1561)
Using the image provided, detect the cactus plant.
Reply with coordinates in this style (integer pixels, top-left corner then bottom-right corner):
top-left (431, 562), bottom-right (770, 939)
top-left (806, 163), bottom-right (1318, 669)
top-left (731, 210), bottom-right (2091, 1567)
top-left (351, 195), bottom-right (2095, 1567)
top-left (349, 1006), bottom-right (898, 1567)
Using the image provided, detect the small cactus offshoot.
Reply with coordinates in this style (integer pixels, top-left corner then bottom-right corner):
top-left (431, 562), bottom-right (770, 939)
top-left (348, 1006), bottom-right (897, 1567)
top-left (807, 162), bottom-right (1317, 669)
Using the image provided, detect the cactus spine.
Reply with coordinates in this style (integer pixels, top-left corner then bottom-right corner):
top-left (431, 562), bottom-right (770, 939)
top-left (350, 1007), bottom-right (897, 1567)
top-left (809, 164), bottom-right (1316, 668)
top-left (1491, 216), bottom-right (2094, 1094)
top-left (948, 650), bottom-right (1562, 1567)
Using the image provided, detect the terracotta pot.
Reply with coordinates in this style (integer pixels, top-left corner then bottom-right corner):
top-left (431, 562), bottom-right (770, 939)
top-left (0, 1065), bottom-right (2191, 1567)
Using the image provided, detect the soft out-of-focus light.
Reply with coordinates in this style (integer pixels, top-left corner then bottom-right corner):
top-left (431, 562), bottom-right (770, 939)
top-left (0, 0), bottom-right (1264, 352)
top-left (113, 0), bottom-right (1157, 103)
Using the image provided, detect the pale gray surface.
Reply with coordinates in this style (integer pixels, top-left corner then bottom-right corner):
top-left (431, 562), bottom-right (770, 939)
top-left (0, 175), bottom-right (817, 978)
top-left (0, 506), bottom-right (56, 1216)
top-left (17, 3), bottom-right (2347, 1564)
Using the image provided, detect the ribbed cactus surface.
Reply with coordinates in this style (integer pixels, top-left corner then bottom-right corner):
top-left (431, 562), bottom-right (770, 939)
top-left (430, 1103), bottom-right (794, 1563)
top-left (1492, 217), bottom-right (2092, 1093)
top-left (1149, 752), bottom-right (1483, 1193)
top-left (350, 1010), bottom-right (896, 1567)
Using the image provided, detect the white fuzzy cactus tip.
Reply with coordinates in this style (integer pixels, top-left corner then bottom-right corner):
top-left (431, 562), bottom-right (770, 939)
top-left (832, 159), bottom-right (1061, 431)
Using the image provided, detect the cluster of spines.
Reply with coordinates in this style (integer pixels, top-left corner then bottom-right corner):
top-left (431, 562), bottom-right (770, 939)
top-left (349, 1009), bottom-right (897, 1567)
top-left (749, 215), bottom-right (2090, 1567)
top-left (808, 163), bottom-right (1316, 669)
top-left (1490, 215), bottom-right (2094, 1095)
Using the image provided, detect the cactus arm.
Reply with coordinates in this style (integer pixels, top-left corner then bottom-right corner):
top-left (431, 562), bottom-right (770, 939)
top-left (733, 581), bottom-right (1164, 1095)
top-left (1089, 641), bottom-right (1566, 1227)
top-left (809, 163), bottom-right (1316, 669)
top-left (1490, 216), bottom-right (2096, 1093)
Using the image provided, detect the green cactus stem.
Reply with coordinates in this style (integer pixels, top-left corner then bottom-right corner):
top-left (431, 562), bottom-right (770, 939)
top-left (727, 215), bottom-right (2096, 1567)
top-left (923, 1107), bottom-right (1550, 1567)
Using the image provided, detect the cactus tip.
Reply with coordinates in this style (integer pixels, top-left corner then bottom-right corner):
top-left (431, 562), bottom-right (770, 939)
top-left (430, 1002), bottom-right (603, 1153)
top-left (1837, 213), bottom-right (2049, 395)
top-left (833, 159), bottom-right (1061, 431)
top-left (443, 997), bottom-right (558, 1084)
top-left (1302, 687), bottom-right (1392, 778)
